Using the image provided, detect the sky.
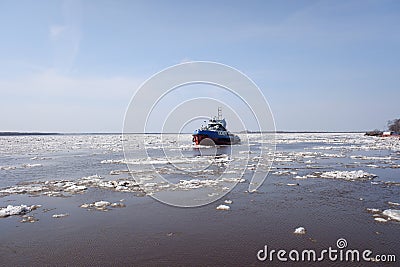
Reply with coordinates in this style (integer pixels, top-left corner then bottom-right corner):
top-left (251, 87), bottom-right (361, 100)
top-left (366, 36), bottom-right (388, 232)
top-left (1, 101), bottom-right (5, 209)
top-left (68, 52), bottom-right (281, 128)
top-left (0, 0), bottom-right (399, 132)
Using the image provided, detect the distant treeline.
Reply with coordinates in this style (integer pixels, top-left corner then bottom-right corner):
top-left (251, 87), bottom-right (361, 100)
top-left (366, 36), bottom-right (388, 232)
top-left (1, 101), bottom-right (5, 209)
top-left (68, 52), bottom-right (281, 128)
top-left (0, 132), bottom-right (61, 136)
top-left (365, 118), bottom-right (400, 136)
top-left (365, 130), bottom-right (383, 136)
top-left (387, 119), bottom-right (400, 133)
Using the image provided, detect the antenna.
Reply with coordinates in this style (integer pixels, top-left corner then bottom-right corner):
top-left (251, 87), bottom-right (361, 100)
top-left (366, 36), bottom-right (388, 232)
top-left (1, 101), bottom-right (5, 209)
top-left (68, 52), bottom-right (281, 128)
top-left (218, 107), bottom-right (222, 120)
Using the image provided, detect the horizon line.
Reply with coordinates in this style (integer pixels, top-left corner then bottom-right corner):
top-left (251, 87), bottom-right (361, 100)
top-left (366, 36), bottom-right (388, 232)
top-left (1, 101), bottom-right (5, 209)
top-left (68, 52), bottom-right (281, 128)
top-left (0, 131), bottom-right (367, 136)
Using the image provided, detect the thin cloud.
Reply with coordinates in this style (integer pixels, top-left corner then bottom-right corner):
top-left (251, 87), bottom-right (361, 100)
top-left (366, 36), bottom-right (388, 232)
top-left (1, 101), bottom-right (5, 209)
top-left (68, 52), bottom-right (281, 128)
top-left (50, 0), bottom-right (82, 74)
top-left (49, 25), bottom-right (66, 39)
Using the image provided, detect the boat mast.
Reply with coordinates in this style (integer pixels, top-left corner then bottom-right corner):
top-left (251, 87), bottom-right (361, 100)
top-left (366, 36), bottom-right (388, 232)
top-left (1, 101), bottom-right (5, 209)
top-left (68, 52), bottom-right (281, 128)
top-left (218, 107), bottom-right (222, 120)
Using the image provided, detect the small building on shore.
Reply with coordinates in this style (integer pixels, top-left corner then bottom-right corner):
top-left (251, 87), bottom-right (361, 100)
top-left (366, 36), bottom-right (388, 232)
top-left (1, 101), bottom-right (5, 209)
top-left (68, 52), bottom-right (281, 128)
top-left (382, 131), bottom-right (399, 137)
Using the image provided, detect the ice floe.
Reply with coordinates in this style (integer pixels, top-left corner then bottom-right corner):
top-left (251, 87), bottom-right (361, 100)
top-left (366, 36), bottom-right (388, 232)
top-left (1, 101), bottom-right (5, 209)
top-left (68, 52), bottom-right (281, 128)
top-left (384, 181), bottom-right (400, 186)
top-left (30, 156), bottom-right (51, 160)
top-left (273, 170), bottom-right (298, 176)
top-left (320, 153), bottom-right (345, 158)
top-left (0, 174), bottom-right (144, 197)
top-left (382, 209), bottom-right (400, 221)
top-left (22, 163), bottom-right (42, 168)
top-left (0, 163), bottom-right (42, 170)
top-left (294, 175), bottom-right (309, 179)
top-left (20, 215), bottom-right (39, 223)
top-left (216, 204), bottom-right (230, 211)
top-left (0, 171), bottom-right (248, 198)
top-left (64, 185), bottom-right (87, 192)
top-left (80, 200), bottom-right (125, 211)
top-left (294, 227), bottom-right (306, 235)
top-left (177, 179), bottom-right (219, 190)
top-left (0, 166), bottom-right (17, 170)
top-left (110, 202), bottom-right (126, 208)
top-left (101, 156), bottom-right (218, 166)
top-left (219, 177), bottom-right (246, 183)
top-left (350, 155), bottom-right (392, 161)
top-left (52, 213), bottom-right (69, 218)
top-left (388, 201), bottom-right (400, 206)
top-left (319, 170), bottom-right (376, 180)
top-left (94, 201), bottom-right (110, 207)
top-left (109, 169), bottom-right (130, 175)
top-left (295, 170), bottom-right (377, 181)
top-left (366, 208), bottom-right (380, 213)
top-left (101, 159), bottom-right (125, 164)
top-left (0, 204), bottom-right (41, 218)
top-left (367, 209), bottom-right (400, 223)
top-left (0, 185), bottom-right (45, 194)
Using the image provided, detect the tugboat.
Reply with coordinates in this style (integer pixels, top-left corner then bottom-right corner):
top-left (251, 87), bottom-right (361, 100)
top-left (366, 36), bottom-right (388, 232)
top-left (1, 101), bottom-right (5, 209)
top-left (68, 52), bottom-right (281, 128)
top-left (192, 108), bottom-right (241, 146)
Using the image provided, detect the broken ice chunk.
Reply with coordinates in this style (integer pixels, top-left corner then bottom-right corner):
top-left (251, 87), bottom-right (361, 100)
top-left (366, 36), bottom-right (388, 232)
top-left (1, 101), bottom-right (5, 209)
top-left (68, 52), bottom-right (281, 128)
top-left (366, 208), bottom-right (380, 213)
top-left (94, 201), bottom-right (111, 207)
top-left (294, 175), bottom-right (307, 179)
top-left (110, 202), bottom-right (126, 208)
top-left (144, 182), bottom-right (157, 187)
top-left (294, 227), bottom-right (306, 235)
top-left (216, 204), bottom-right (230, 211)
top-left (374, 217), bottom-right (388, 223)
top-left (0, 204), bottom-right (40, 218)
top-left (20, 215), bottom-right (39, 223)
top-left (80, 200), bottom-right (125, 211)
top-left (388, 201), bottom-right (400, 206)
top-left (22, 163), bottom-right (42, 168)
top-left (52, 213), bottom-right (69, 218)
top-left (382, 209), bottom-right (400, 221)
top-left (0, 166), bottom-right (17, 170)
top-left (64, 185), bottom-right (87, 192)
top-left (320, 170), bottom-right (376, 181)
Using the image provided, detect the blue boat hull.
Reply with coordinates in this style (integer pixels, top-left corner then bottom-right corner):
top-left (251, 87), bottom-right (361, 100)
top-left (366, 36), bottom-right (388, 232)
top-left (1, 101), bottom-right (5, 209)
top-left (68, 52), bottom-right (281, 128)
top-left (192, 130), bottom-right (240, 146)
